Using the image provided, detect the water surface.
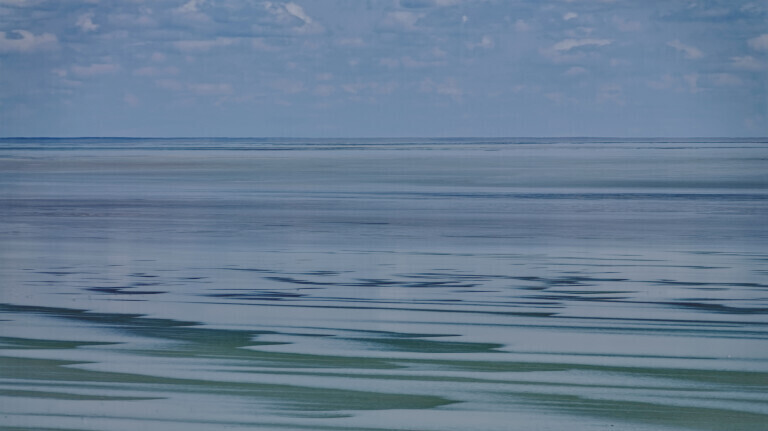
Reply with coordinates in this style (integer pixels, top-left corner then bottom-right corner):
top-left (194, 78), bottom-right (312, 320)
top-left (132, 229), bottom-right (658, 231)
top-left (1, 138), bottom-right (767, 430)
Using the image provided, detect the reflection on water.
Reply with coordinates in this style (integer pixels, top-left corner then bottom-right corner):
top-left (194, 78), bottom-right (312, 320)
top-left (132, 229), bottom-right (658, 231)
top-left (1, 138), bottom-right (767, 430)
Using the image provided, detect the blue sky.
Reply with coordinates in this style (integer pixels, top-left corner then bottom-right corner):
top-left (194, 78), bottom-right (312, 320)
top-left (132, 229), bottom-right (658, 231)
top-left (0, 0), bottom-right (766, 137)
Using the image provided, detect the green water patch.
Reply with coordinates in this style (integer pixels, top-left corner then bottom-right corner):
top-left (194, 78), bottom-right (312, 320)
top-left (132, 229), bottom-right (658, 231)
top-left (514, 392), bottom-right (768, 431)
top-left (343, 337), bottom-right (504, 354)
top-left (404, 358), bottom-right (768, 388)
top-left (0, 389), bottom-right (160, 401)
top-left (0, 336), bottom-right (116, 350)
top-left (0, 356), bottom-right (454, 411)
top-left (0, 303), bottom-right (484, 369)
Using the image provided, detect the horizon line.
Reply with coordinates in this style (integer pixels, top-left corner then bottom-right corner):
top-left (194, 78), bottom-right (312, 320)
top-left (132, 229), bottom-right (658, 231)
top-left (2, 136), bottom-right (767, 140)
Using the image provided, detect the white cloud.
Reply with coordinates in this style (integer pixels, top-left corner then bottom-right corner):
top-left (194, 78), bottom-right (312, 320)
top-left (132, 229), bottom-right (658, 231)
top-left (564, 26), bottom-right (594, 38)
top-left (399, 0), bottom-right (460, 7)
top-left (564, 66), bottom-right (587, 75)
top-left (514, 19), bottom-right (531, 32)
top-left (262, 1), bottom-right (323, 34)
top-left (747, 34), bottom-right (768, 51)
top-left (188, 82), bottom-right (232, 95)
top-left (342, 81), bottom-right (398, 95)
top-left (175, 0), bottom-right (204, 14)
top-left (313, 84), bottom-right (334, 97)
top-left (597, 83), bottom-right (624, 105)
top-left (683, 73), bottom-right (701, 94)
top-left (336, 37), bottom-right (365, 47)
top-left (709, 73), bottom-right (743, 86)
top-left (0, 0), bottom-right (38, 5)
top-left (173, 37), bottom-right (236, 51)
top-left (731, 55), bottom-right (762, 70)
top-left (647, 74), bottom-right (675, 90)
top-left (76, 12), bottom-right (99, 32)
top-left (171, 0), bottom-right (210, 23)
top-left (124, 93), bottom-right (139, 107)
top-left (155, 79), bottom-right (183, 91)
top-left (610, 58), bottom-right (630, 67)
top-left (467, 35), bottom-right (494, 50)
top-left (544, 92), bottom-right (573, 105)
top-left (400, 56), bottom-right (444, 68)
top-left (133, 66), bottom-right (179, 76)
top-left (611, 16), bottom-right (640, 32)
top-left (0, 30), bottom-right (57, 52)
top-left (552, 38), bottom-right (611, 51)
top-left (151, 52), bottom-right (166, 62)
top-left (563, 12), bottom-right (578, 21)
top-left (272, 79), bottom-right (304, 94)
top-left (380, 11), bottom-right (423, 31)
top-left (284, 2), bottom-right (312, 25)
top-left (251, 38), bottom-right (279, 51)
top-left (380, 57), bottom-right (400, 68)
top-left (420, 77), bottom-right (462, 100)
top-left (667, 40), bottom-right (703, 59)
top-left (71, 63), bottom-right (119, 76)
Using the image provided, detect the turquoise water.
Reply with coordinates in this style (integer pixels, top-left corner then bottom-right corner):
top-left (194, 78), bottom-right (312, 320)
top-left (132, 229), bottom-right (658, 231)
top-left (1, 138), bottom-right (767, 430)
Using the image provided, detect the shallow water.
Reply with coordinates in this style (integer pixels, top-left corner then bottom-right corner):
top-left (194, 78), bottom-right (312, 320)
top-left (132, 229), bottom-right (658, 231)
top-left (1, 138), bottom-right (767, 430)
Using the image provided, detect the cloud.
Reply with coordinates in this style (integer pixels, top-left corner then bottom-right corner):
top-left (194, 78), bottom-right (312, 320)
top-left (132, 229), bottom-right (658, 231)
top-left (564, 66), bottom-right (587, 75)
top-left (188, 82), bottom-right (232, 95)
top-left (71, 63), bottom-right (120, 77)
top-left (647, 73), bottom-right (704, 93)
top-left (313, 84), bottom-right (334, 97)
top-left (420, 77), bottom-right (462, 100)
top-left (747, 34), bottom-right (768, 51)
top-left (175, 0), bottom-right (204, 14)
top-left (667, 40), bottom-right (703, 59)
top-left (466, 35), bottom-right (493, 50)
top-left (563, 12), bottom-right (578, 21)
top-left (124, 93), bottom-right (140, 107)
top-left (399, 0), bottom-right (459, 7)
top-left (155, 79), bottom-right (184, 91)
top-left (251, 38), bottom-right (280, 51)
top-left (0, 30), bottom-right (57, 52)
top-left (284, 2), bottom-right (312, 25)
top-left (552, 38), bottom-right (611, 51)
top-left (611, 16), bottom-right (641, 32)
top-left (272, 79), bottom-right (304, 94)
top-left (544, 92), bottom-right (576, 106)
top-left (76, 12), bottom-right (99, 32)
top-left (0, 0), bottom-right (39, 5)
top-left (133, 66), bottom-right (179, 77)
top-left (683, 73), bottom-right (701, 93)
top-left (709, 73), bottom-right (743, 86)
top-left (261, 1), bottom-right (323, 34)
top-left (380, 11), bottom-right (423, 31)
top-left (173, 37), bottom-right (236, 51)
top-left (341, 81), bottom-right (398, 95)
top-left (336, 37), bottom-right (365, 47)
top-left (597, 83), bottom-right (624, 105)
top-left (514, 19), bottom-right (531, 32)
top-left (647, 74), bottom-right (675, 90)
top-left (731, 55), bottom-right (762, 70)
top-left (400, 56), bottom-right (444, 68)
top-left (380, 57), bottom-right (400, 68)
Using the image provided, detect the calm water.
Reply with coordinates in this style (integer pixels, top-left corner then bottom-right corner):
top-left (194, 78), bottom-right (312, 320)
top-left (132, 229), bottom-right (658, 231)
top-left (1, 138), bottom-right (767, 430)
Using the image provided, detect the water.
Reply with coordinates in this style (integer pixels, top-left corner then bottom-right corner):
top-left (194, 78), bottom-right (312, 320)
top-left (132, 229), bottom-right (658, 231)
top-left (1, 138), bottom-right (767, 430)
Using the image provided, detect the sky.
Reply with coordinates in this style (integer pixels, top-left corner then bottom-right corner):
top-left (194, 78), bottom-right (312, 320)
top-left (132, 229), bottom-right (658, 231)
top-left (0, 0), bottom-right (766, 137)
